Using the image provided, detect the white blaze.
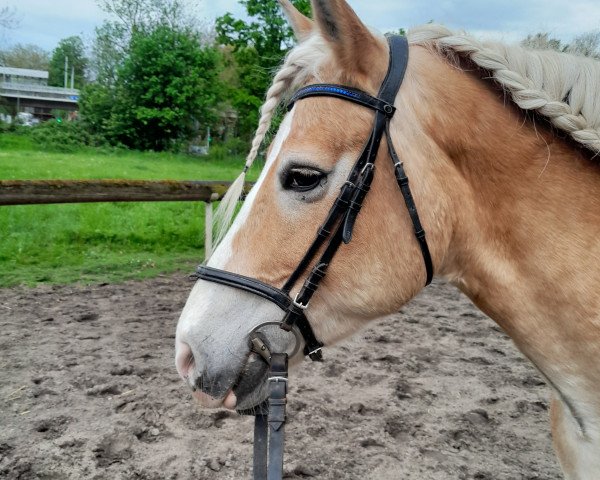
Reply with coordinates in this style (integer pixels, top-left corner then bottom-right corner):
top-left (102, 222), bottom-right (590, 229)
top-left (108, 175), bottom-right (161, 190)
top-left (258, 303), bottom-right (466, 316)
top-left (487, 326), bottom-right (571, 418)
top-left (208, 107), bottom-right (296, 269)
top-left (175, 108), bottom-right (297, 407)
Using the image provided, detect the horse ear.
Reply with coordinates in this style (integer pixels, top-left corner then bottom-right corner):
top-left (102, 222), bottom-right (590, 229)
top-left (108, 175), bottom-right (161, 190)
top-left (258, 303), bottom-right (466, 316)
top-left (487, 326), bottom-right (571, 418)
top-left (311, 0), bottom-right (384, 76)
top-left (278, 0), bottom-right (314, 41)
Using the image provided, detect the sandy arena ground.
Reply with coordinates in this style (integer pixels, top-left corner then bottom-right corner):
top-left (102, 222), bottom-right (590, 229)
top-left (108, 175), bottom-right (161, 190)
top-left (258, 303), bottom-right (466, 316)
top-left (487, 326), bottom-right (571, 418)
top-left (0, 274), bottom-right (562, 479)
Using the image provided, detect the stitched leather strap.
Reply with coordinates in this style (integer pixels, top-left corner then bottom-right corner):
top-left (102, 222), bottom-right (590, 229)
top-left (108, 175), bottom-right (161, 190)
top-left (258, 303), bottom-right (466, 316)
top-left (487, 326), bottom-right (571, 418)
top-left (250, 354), bottom-right (288, 480)
top-left (279, 36), bottom-right (422, 331)
top-left (191, 35), bottom-right (433, 480)
top-left (194, 266), bottom-right (325, 359)
top-left (194, 266), bottom-right (292, 311)
top-left (253, 413), bottom-right (268, 479)
top-left (288, 84), bottom-right (395, 116)
top-left (267, 353), bottom-right (287, 480)
top-left (386, 122), bottom-right (434, 285)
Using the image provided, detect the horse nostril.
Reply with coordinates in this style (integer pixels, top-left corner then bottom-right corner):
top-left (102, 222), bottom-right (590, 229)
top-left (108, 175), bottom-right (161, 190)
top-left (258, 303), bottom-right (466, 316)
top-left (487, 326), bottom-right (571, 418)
top-left (175, 340), bottom-right (195, 380)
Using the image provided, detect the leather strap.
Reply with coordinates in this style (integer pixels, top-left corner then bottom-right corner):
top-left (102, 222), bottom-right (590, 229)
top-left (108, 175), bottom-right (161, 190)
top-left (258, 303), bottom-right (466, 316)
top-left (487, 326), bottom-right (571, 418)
top-left (253, 413), bottom-right (268, 479)
top-left (267, 353), bottom-right (287, 480)
top-left (193, 265), bottom-right (325, 360)
top-left (288, 84), bottom-right (395, 117)
top-left (190, 35), bottom-right (434, 480)
top-left (386, 122), bottom-right (434, 285)
top-left (193, 266), bottom-right (292, 311)
top-left (279, 35), bottom-right (419, 330)
top-left (250, 354), bottom-right (288, 480)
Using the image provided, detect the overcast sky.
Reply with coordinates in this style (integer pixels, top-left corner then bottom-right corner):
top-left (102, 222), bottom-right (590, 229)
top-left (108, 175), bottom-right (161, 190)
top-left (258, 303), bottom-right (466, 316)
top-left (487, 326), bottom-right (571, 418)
top-left (3, 0), bottom-right (600, 52)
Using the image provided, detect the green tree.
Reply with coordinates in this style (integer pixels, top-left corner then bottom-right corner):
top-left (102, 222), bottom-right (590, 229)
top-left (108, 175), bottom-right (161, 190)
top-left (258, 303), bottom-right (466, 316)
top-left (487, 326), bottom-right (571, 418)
top-left (216, 0), bottom-right (311, 139)
top-left (48, 36), bottom-right (87, 88)
top-left (521, 32), bottom-right (564, 52)
top-left (82, 25), bottom-right (222, 151)
top-left (91, 0), bottom-right (206, 85)
top-left (0, 44), bottom-right (49, 70)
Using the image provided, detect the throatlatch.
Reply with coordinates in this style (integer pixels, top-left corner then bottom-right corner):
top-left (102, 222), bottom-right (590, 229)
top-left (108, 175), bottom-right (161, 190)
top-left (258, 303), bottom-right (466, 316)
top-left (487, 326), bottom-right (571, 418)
top-left (193, 35), bottom-right (433, 480)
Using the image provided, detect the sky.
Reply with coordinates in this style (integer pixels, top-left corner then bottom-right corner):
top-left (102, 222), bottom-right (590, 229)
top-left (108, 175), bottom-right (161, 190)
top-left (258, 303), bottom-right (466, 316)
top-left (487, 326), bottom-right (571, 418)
top-left (2, 0), bottom-right (600, 52)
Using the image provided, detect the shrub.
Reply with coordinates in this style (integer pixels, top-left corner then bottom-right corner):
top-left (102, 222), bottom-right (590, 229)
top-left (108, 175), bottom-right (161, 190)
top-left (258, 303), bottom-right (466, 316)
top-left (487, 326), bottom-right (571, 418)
top-left (28, 121), bottom-right (107, 152)
top-left (222, 137), bottom-right (248, 156)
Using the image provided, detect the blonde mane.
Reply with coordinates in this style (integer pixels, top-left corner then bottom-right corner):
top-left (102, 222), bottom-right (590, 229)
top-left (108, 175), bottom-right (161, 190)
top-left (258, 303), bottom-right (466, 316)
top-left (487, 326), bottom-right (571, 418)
top-left (212, 25), bottom-right (600, 252)
top-left (409, 24), bottom-right (600, 154)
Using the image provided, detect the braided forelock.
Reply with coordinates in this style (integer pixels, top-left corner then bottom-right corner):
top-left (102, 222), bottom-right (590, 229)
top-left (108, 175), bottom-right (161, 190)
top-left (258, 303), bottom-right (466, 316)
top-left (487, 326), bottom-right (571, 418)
top-left (244, 34), bottom-right (329, 169)
top-left (211, 34), bottom-right (329, 251)
top-left (408, 24), bottom-right (600, 154)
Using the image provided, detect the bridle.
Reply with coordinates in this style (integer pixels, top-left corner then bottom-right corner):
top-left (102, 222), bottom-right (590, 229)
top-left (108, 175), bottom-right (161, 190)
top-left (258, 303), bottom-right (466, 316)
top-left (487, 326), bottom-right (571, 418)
top-left (192, 35), bottom-right (433, 479)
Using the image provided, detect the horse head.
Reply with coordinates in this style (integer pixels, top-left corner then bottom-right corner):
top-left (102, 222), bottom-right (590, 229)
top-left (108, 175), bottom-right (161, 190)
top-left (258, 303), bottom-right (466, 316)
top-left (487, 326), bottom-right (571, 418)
top-left (175, 0), bottom-right (451, 411)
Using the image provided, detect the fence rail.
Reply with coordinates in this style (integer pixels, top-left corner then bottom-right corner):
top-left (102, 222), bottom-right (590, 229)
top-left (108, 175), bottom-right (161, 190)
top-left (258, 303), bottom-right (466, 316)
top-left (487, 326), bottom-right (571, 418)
top-left (0, 179), bottom-right (250, 259)
top-left (0, 179), bottom-right (251, 206)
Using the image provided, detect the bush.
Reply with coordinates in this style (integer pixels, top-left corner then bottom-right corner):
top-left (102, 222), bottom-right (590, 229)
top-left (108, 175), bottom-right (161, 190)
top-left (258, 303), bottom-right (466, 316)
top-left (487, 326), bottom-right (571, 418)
top-left (222, 137), bottom-right (248, 155)
top-left (28, 121), bottom-right (107, 152)
top-left (0, 121), bottom-right (17, 133)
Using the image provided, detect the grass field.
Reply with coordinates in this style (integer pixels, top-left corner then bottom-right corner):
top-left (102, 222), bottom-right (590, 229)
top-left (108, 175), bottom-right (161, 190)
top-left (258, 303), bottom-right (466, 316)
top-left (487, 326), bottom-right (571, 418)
top-left (0, 133), bottom-right (257, 287)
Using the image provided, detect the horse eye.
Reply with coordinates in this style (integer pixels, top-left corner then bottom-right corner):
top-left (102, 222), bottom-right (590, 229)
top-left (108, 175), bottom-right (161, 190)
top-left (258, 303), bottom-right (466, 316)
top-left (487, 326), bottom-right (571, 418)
top-left (282, 167), bottom-right (326, 192)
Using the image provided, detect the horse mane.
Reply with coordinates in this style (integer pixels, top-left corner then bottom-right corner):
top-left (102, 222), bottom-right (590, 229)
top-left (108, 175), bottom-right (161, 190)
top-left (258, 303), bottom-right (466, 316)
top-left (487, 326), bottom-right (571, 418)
top-left (409, 24), bottom-right (600, 155)
top-left (212, 25), bottom-right (600, 252)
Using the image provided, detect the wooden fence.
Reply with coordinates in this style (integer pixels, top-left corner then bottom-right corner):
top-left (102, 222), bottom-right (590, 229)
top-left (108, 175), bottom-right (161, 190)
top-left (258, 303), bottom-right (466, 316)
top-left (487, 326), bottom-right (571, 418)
top-left (0, 179), bottom-right (250, 258)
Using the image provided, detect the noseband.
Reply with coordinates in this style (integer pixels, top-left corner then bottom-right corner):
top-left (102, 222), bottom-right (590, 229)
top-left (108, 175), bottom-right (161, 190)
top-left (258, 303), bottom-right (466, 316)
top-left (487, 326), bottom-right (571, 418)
top-left (192, 35), bottom-right (432, 479)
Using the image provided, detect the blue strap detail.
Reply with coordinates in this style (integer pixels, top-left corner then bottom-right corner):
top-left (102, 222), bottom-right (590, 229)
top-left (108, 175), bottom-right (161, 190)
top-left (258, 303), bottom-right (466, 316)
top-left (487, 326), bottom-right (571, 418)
top-left (288, 83), bottom-right (396, 117)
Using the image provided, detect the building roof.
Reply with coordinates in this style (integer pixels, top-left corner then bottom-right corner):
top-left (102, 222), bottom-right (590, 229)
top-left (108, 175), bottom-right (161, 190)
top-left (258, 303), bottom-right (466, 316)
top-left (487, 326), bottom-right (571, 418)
top-left (0, 67), bottom-right (49, 79)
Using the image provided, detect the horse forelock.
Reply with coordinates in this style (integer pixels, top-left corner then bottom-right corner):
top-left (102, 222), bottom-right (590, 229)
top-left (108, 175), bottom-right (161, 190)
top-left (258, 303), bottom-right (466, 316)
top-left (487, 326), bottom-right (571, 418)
top-left (212, 33), bottom-right (340, 251)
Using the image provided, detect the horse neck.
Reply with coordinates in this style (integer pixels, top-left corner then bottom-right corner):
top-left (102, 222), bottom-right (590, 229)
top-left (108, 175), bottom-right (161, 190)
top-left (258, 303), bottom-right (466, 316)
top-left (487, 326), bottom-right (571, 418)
top-left (412, 47), bottom-right (600, 404)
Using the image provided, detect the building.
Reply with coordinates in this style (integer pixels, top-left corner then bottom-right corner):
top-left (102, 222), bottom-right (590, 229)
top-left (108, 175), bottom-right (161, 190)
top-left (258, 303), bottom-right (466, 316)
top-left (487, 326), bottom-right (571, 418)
top-left (0, 66), bottom-right (79, 120)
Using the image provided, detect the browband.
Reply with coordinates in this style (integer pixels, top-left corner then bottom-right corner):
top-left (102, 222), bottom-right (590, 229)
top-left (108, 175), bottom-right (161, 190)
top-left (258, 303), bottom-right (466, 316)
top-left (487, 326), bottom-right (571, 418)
top-left (288, 84), bottom-right (396, 117)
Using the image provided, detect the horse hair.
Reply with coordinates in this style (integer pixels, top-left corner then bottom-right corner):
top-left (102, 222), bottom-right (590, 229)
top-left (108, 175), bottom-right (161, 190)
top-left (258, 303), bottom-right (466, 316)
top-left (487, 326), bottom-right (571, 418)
top-left (212, 24), bottom-right (600, 254)
top-left (409, 24), bottom-right (600, 154)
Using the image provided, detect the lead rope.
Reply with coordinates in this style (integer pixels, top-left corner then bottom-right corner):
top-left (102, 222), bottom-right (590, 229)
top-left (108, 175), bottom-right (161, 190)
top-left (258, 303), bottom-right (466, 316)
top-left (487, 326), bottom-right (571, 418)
top-left (250, 339), bottom-right (288, 480)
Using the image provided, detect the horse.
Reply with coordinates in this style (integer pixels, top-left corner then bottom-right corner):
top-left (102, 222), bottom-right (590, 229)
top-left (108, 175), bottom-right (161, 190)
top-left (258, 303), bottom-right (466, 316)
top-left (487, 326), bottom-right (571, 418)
top-left (175, 1), bottom-right (600, 478)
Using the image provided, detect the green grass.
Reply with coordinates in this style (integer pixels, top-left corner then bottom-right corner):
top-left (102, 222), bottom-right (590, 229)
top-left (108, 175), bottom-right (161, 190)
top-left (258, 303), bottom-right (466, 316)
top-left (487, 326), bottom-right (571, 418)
top-left (0, 134), bottom-right (257, 287)
top-left (0, 134), bottom-right (245, 180)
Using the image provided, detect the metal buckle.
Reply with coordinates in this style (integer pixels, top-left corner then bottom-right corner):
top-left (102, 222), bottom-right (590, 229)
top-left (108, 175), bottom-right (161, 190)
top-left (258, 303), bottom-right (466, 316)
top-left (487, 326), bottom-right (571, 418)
top-left (360, 162), bottom-right (374, 176)
top-left (268, 376), bottom-right (288, 383)
top-left (250, 337), bottom-right (272, 363)
top-left (293, 293), bottom-right (309, 310)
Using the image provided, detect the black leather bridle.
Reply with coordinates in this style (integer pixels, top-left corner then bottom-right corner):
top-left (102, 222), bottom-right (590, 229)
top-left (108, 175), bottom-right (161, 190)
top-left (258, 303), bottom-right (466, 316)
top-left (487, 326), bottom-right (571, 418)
top-left (192, 35), bottom-right (433, 480)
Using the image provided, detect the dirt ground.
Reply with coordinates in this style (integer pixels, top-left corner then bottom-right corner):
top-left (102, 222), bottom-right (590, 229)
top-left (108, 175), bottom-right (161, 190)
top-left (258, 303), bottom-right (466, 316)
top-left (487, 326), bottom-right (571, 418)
top-left (0, 274), bottom-right (562, 480)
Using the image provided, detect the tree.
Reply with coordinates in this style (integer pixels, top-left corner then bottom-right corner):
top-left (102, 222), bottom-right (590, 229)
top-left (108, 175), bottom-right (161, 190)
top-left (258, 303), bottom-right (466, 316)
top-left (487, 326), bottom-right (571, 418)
top-left (48, 36), bottom-right (87, 88)
top-left (521, 31), bottom-right (600, 59)
top-left (568, 31), bottom-right (600, 59)
top-left (0, 44), bottom-right (50, 70)
top-left (97, 0), bottom-right (202, 32)
top-left (215, 0), bottom-right (311, 139)
top-left (0, 6), bottom-right (18, 31)
top-left (91, 21), bottom-right (127, 86)
top-left (82, 25), bottom-right (222, 150)
top-left (91, 0), bottom-right (207, 85)
top-left (521, 32), bottom-right (564, 51)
